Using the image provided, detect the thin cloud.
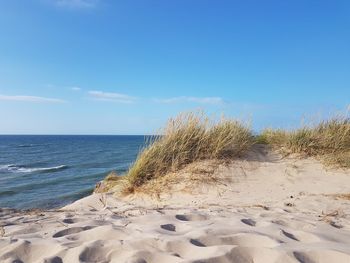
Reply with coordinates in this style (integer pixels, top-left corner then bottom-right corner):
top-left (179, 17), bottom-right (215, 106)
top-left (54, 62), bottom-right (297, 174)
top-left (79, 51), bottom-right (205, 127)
top-left (71, 86), bottom-right (82, 91)
top-left (0, 94), bottom-right (66, 103)
top-left (54, 0), bottom-right (98, 9)
top-left (155, 96), bottom-right (225, 105)
top-left (88, 91), bottom-right (136, 103)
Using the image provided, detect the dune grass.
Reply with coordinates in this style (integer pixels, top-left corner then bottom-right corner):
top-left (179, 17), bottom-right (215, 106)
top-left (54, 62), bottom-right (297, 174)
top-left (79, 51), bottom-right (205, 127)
top-left (255, 128), bottom-right (288, 146)
top-left (258, 116), bottom-right (350, 167)
top-left (98, 111), bottom-right (350, 195)
top-left (125, 112), bottom-right (253, 192)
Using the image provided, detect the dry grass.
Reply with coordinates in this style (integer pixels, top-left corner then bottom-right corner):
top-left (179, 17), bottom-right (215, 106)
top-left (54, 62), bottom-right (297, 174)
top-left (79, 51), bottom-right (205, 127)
top-left (258, 116), bottom-right (350, 167)
top-left (124, 112), bottom-right (253, 192)
top-left (256, 129), bottom-right (288, 146)
top-left (130, 160), bottom-right (224, 199)
top-left (97, 112), bottom-right (349, 196)
top-left (325, 193), bottom-right (350, 201)
top-left (94, 171), bottom-right (127, 194)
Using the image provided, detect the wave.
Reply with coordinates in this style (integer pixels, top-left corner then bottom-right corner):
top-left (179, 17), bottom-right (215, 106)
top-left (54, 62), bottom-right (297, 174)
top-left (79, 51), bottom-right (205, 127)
top-left (0, 164), bottom-right (68, 173)
top-left (18, 144), bottom-right (36, 148)
top-left (17, 143), bottom-right (51, 148)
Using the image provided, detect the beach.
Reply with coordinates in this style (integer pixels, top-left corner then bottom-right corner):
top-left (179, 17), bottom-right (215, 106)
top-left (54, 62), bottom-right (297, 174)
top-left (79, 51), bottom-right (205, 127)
top-left (1, 146), bottom-right (350, 263)
top-left (2, 1), bottom-right (350, 262)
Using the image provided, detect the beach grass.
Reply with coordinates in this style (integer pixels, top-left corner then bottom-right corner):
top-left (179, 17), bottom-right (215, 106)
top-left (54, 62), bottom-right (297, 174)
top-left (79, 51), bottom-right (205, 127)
top-left (125, 112), bottom-right (253, 192)
top-left (258, 116), bottom-right (350, 167)
top-left (98, 112), bottom-right (350, 195)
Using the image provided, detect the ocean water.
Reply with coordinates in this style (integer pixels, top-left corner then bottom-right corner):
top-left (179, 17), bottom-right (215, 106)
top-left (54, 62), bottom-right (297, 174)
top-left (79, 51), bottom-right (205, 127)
top-left (0, 135), bottom-right (145, 209)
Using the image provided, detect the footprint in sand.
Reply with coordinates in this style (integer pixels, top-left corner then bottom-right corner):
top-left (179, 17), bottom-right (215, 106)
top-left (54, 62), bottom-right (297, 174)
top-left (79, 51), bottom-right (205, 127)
top-left (271, 219), bottom-right (288, 226)
top-left (281, 230), bottom-right (299, 241)
top-left (190, 238), bottom-right (206, 247)
top-left (241, 218), bottom-right (256, 226)
top-left (53, 226), bottom-right (95, 238)
top-left (79, 245), bottom-right (108, 262)
top-left (62, 218), bottom-right (80, 224)
top-left (175, 214), bottom-right (208, 221)
top-left (330, 221), bottom-right (343, 229)
top-left (44, 256), bottom-right (63, 263)
top-left (191, 233), bottom-right (280, 248)
top-left (293, 251), bottom-right (313, 263)
top-left (160, 224), bottom-right (176, 232)
top-left (294, 250), bottom-right (350, 263)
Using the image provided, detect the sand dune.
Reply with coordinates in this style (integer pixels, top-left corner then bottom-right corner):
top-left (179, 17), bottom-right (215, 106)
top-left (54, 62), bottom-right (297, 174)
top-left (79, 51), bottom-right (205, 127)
top-left (1, 146), bottom-right (350, 263)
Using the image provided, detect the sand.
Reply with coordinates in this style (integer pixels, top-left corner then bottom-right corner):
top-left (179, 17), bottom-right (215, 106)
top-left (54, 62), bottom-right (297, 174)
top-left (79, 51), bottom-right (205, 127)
top-left (1, 145), bottom-right (350, 263)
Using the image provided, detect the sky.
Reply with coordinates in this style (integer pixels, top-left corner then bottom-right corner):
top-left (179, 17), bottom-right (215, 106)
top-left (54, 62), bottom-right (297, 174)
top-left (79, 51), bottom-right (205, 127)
top-left (0, 0), bottom-right (349, 134)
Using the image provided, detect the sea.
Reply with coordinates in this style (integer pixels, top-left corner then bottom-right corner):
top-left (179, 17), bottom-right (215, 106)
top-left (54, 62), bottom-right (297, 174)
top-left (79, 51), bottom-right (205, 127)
top-left (0, 135), bottom-right (146, 210)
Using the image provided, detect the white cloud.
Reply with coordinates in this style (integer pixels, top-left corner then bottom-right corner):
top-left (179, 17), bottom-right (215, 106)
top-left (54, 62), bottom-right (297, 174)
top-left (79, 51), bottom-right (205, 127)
top-left (54, 0), bottom-right (98, 9)
top-left (88, 91), bottom-right (136, 103)
top-left (0, 94), bottom-right (66, 103)
top-left (155, 96), bottom-right (225, 105)
top-left (71, 86), bottom-right (82, 91)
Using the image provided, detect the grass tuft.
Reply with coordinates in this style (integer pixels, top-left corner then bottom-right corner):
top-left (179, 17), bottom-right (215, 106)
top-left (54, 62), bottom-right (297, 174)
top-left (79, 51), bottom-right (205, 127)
top-left (257, 116), bottom-right (350, 167)
top-left (256, 129), bottom-right (288, 145)
top-left (125, 112), bottom-right (253, 192)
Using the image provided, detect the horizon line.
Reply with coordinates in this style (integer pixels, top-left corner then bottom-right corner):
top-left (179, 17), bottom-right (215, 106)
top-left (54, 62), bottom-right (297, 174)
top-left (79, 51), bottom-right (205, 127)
top-left (0, 134), bottom-right (152, 136)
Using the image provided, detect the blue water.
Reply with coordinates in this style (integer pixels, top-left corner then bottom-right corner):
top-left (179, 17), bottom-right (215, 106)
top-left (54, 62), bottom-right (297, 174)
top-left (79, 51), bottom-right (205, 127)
top-left (0, 135), bottom-right (145, 209)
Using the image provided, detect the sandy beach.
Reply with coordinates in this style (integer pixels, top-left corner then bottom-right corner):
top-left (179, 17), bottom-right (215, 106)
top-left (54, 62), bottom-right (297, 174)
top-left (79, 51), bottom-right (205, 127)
top-left (2, 1), bottom-right (350, 262)
top-left (1, 146), bottom-right (350, 263)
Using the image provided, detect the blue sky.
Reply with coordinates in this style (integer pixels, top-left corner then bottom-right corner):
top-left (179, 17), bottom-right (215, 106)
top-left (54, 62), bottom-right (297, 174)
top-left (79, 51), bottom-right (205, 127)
top-left (0, 0), bottom-right (349, 134)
